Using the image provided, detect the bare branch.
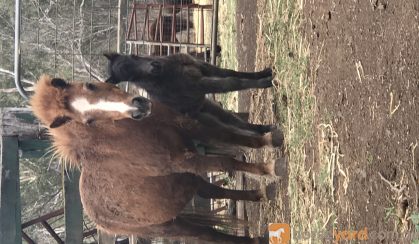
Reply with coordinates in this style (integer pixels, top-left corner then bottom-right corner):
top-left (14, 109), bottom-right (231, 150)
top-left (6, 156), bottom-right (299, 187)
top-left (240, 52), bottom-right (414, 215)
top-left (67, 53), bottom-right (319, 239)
top-left (0, 87), bottom-right (35, 93)
top-left (0, 68), bottom-right (35, 85)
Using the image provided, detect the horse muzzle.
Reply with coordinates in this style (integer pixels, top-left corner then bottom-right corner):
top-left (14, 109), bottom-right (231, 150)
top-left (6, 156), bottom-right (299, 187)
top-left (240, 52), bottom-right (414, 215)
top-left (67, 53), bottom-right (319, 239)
top-left (131, 97), bottom-right (152, 120)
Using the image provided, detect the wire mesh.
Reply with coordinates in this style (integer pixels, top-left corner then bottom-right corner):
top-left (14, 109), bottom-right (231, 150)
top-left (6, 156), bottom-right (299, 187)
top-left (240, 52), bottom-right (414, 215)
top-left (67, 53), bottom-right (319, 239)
top-left (19, 0), bottom-right (125, 84)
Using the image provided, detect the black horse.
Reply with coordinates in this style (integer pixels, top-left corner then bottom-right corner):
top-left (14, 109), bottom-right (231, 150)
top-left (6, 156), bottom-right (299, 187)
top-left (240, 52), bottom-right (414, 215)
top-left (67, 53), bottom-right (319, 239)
top-left (104, 53), bottom-right (280, 139)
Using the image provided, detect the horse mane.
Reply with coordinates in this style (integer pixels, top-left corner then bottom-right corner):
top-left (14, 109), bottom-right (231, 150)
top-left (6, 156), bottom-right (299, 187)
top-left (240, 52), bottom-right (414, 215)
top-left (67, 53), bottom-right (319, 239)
top-left (30, 75), bottom-right (82, 168)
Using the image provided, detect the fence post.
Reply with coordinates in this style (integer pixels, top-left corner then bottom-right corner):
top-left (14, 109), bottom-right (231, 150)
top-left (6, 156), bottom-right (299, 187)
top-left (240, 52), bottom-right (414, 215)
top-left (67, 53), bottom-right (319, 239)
top-left (0, 108), bottom-right (43, 244)
top-left (1, 108), bottom-right (86, 243)
top-left (0, 136), bottom-right (21, 244)
top-left (63, 169), bottom-right (83, 244)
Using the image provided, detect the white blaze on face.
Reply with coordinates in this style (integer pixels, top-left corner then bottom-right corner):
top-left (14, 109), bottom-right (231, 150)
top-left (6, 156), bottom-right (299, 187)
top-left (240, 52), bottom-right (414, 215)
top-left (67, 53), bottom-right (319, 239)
top-left (71, 97), bottom-right (136, 115)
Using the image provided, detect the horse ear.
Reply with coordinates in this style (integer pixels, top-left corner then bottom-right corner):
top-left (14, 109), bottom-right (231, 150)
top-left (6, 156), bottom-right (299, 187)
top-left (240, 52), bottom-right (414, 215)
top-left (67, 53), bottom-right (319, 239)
top-left (51, 78), bottom-right (68, 89)
top-left (50, 116), bottom-right (72, 128)
top-left (104, 53), bottom-right (119, 61)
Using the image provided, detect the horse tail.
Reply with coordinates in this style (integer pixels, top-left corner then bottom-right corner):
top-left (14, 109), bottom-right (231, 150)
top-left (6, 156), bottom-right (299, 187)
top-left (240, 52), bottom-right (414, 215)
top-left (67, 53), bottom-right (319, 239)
top-left (177, 212), bottom-right (249, 234)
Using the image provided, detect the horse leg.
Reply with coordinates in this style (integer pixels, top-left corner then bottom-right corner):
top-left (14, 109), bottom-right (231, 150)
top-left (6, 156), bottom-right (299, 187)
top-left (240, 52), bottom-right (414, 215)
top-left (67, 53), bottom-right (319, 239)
top-left (196, 76), bottom-right (273, 94)
top-left (196, 176), bottom-right (265, 201)
top-left (201, 99), bottom-right (275, 134)
top-left (193, 113), bottom-right (283, 148)
top-left (198, 60), bottom-right (272, 79)
top-left (177, 155), bottom-right (275, 176)
top-left (194, 111), bottom-right (259, 137)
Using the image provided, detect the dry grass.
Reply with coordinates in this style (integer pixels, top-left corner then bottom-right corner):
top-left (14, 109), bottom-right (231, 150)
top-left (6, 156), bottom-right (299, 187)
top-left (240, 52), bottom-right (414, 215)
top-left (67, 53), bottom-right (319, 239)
top-left (255, 0), bottom-right (312, 239)
top-left (255, 0), bottom-right (336, 242)
top-left (216, 0), bottom-right (238, 111)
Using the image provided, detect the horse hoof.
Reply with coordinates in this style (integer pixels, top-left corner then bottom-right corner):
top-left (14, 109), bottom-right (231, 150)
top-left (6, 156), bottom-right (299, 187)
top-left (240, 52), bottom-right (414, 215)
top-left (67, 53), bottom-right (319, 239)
top-left (258, 76), bottom-right (274, 88)
top-left (275, 157), bottom-right (288, 178)
top-left (260, 67), bottom-right (273, 78)
top-left (265, 130), bottom-right (284, 148)
top-left (255, 124), bottom-right (277, 134)
top-left (272, 129), bottom-right (284, 148)
top-left (265, 182), bottom-right (278, 201)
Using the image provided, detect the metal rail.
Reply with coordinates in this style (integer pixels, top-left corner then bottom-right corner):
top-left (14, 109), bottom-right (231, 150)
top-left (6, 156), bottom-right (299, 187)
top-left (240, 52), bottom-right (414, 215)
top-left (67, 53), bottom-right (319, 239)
top-left (210, 0), bottom-right (219, 65)
top-left (21, 208), bottom-right (97, 243)
top-left (14, 0), bottom-right (29, 100)
top-left (133, 3), bottom-right (213, 9)
top-left (126, 40), bottom-right (210, 48)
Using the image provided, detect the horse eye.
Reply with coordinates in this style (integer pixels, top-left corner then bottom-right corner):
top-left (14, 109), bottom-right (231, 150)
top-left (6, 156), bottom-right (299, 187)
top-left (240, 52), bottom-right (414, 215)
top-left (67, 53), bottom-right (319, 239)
top-left (85, 83), bottom-right (96, 91)
top-left (85, 118), bottom-right (95, 126)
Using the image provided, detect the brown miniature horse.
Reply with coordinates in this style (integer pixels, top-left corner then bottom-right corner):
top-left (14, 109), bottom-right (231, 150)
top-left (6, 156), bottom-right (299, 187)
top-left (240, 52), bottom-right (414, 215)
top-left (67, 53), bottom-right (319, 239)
top-left (31, 76), bottom-right (281, 176)
top-left (105, 53), bottom-right (277, 136)
top-left (30, 75), bottom-right (272, 243)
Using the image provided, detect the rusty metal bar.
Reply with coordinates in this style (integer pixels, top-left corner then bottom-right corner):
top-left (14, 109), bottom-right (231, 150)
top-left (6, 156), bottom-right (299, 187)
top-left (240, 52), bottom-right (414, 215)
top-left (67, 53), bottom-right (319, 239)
top-left (21, 208), bottom-right (64, 229)
top-left (133, 7), bottom-right (138, 49)
top-left (41, 221), bottom-right (64, 244)
top-left (126, 7), bottom-right (136, 40)
top-left (133, 7), bottom-right (139, 55)
top-left (154, 5), bottom-right (162, 41)
top-left (22, 231), bottom-right (36, 244)
top-left (141, 6), bottom-right (149, 41)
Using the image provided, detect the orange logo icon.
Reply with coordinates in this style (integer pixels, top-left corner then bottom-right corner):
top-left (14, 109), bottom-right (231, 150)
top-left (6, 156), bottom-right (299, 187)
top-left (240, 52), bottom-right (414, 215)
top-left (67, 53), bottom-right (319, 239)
top-left (269, 223), bottom-right (290, 244)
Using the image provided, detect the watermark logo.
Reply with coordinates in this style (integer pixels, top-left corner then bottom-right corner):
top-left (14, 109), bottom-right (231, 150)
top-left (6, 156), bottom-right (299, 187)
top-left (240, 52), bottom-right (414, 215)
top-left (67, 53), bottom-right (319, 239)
top-left (269, 223), bottom-right (290, 244)
top-left (333, 228), bottom-right (368, 242)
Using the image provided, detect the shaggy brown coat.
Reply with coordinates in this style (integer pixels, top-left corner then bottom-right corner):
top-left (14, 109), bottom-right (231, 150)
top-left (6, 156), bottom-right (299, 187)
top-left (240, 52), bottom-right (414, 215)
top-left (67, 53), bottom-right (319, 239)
top-left (30, 75), bottom-right (268, 243)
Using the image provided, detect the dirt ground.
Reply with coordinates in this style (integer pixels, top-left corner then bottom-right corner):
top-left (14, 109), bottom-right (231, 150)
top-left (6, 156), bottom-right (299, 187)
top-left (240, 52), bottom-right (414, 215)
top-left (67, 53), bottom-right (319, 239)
top-left (304, 0), bottom-right (419, 240)
top-left (235, 0), bottom-right (418, 242)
